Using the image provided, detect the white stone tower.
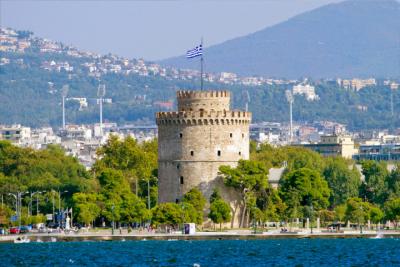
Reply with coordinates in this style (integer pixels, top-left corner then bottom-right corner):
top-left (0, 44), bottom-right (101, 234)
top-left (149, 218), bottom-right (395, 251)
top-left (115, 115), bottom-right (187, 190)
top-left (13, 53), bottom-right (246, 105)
top-left (156, 90), bottom-right (251, 226)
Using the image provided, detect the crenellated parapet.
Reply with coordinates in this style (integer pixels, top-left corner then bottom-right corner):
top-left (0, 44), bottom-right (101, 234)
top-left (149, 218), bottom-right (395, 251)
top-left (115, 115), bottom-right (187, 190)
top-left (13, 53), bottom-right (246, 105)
top-left (177, 90), bottom-right (231, 112)
top-left (177, 90), bottom-right (230, 99)
top-left (156, 110), bottom-right (251, 125)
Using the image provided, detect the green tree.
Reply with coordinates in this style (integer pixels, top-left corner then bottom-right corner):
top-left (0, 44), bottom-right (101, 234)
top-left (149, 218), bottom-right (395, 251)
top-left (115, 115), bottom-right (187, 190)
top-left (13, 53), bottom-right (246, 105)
top-left (334, 204), bottom-right (346, 223)
top-left (97, 169), bottom-right (130, 224)
top-left (318, 209), bottom-right (335, 226)
top-left (219, 160), bottom-right (268, 228)
top-left (279, 168), bottom-right (330, 215)
top-left (384, 198), bottom-right (400, 229)
top-left (210, 188), bottom-right (222, 204)
top-left (345, 198), bottom-right (370, 228)
top-left (0, 141), bottom-right (95, 215)
top-left (182, 188), bottom-right (206, 224)
top-left (151, 203), bottom-right (182, 228)
top-left (323, 157), bottom-right (361, 207)
top-left (360, 161), bottom-right (389, 205)
top-left (120, 193), bottom-right (151, 224)
top-left (208, 199), bottom-right (232, 230)
top-left (386, 164), bottom-right (400, 199)
top-left (369, 205), bottom-right (384, 228)
top-left (93, 136), bottom-right (158, 207)
top-left (72, 193), bottom-right (100, 227)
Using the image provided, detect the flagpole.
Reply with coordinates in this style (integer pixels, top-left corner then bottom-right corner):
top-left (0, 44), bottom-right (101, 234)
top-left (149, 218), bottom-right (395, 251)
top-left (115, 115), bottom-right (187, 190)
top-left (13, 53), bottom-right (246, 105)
top-left (200, 37), bottom-right (204, 91)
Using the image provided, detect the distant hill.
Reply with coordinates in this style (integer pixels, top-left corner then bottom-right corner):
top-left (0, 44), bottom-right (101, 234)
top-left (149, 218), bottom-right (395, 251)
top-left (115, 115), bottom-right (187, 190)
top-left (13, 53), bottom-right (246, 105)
top-left (0, 28), bottom-right (399, 130)
top-left (161, 0), bottom-right (400, 79)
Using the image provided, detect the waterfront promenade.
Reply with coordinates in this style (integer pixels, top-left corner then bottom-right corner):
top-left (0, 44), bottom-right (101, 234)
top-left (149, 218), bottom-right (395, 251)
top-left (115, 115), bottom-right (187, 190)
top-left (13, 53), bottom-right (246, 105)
top-left (1, 228), bottom-right (400, 243)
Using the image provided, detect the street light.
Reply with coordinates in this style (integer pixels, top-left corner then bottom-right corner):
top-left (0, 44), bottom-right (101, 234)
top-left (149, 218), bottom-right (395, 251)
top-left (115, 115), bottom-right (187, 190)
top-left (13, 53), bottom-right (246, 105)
top-left (147, 179), bottom-right (151, 210)
top-left (58, 190), bottom-right (68, 214)
top-left (111, 204), bottom-right (115, 235)
top-left (29, 191), bottom-right (45, 216)
top-left (56, 190), bottom-right (68, 228)
top-left (310, 204), bottom-right (314, 234)
top-left (8, 191), bottom-right (29, 228)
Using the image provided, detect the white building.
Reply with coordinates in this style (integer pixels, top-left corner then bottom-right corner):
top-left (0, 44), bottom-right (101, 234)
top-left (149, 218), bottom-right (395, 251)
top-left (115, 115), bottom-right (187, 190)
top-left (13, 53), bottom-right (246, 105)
top-left (293, 84), bottom-right (319, 101)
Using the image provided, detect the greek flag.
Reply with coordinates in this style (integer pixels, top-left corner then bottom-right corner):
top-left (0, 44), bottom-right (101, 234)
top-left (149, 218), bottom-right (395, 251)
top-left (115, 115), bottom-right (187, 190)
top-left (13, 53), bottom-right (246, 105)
top-left (186, 44), bottom-right (202, 59)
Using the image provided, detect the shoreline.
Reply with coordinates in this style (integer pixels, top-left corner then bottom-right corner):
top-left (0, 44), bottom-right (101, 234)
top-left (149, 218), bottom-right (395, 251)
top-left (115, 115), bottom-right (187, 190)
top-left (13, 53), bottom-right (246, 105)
top-left (1, 230), bottom-right (400, 243)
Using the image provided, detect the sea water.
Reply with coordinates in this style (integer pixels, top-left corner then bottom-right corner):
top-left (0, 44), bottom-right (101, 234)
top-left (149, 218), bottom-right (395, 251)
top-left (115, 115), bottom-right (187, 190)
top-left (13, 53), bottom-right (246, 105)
top-left (1, 238), bottom-right (400, 266)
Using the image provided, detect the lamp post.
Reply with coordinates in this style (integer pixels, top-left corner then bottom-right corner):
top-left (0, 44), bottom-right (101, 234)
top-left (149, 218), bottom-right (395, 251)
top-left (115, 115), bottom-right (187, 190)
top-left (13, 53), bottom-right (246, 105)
top-left (52, 191), bottom-right (55, 223)
top-left (8, 191), bottom-right (28, 229)
top-left (147, 179), bottom-right (151, 210)
top-left (29, 191), bottom-right (45, 216)
top-left (111, 204), bottom-right (115, 235)
top-left (58, 190), bottom-right (68, 214)
top-left (310, 204), bottom-right (314, 234)
top-left (58, 190), bottom-right (68, 228)
top-left (359, 205), bottom-right (363, 234)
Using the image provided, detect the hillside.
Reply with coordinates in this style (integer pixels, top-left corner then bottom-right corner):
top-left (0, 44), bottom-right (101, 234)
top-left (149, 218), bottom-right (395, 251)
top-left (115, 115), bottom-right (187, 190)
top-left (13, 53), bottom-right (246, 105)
top-left (0, 28), bottom-right (399, 130)
top-left (161, 0), bottom-right (400, 78)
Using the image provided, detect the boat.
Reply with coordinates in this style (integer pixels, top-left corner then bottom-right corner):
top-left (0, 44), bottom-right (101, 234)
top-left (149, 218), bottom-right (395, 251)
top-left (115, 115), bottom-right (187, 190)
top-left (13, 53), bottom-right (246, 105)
top-left (14, 236), bottom-right (30, 243)
top-left (50, 237), bottom-right (57, 242)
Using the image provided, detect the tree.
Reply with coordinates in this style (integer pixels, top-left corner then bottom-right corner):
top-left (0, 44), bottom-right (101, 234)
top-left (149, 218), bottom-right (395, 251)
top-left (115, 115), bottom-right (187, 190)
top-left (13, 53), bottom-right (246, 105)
top-left (282, 147), bottom-right (325, 173)
top-left (72, 193), bottom-right (100, 227)
top-left (279, 168), bottom-right (330, 216)
top-left (179, 202), bottom-right (198, 224)
top-left (182, 188), bottom-right (206, 224)
top-left (151, 203), bottom-right (182, 228)
top-left (208, 199), bottom-right (231, 230)
top-left (334, 204), bottom-right (346, 223)
top-left (97, 169), bottom-right (131, 224)
top-left (210, 188), bottom-right (222, 204)
top-left (360, 161), bottom-right (389, 205)
top-left (0, 141), bottom-right (95, 215)
top-left (345, 198), bottom-right (370, 228)
top-left (260, 188), bottom-right (286, 223)
top-left (219, 160), bottom-right (268, 227)
top-left (323, 157), bottom-right (361, 207)
top-left (93, 136), bottom-right (158, 207)
top-left (384, 198), bottom-right (400, 229)
top-left (386, 164), bottom-right (400, 199)
top-left (369, 205), bottom-right (384, 228)
top-left (120, 193), bottom-right (151, 224)
top-left (318, 209), bottom-right (335, 226)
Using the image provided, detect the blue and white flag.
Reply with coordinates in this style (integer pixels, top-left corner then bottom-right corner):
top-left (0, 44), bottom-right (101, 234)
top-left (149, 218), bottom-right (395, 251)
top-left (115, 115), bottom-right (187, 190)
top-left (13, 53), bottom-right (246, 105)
top-left (186, 44), bottom-right (203, 59)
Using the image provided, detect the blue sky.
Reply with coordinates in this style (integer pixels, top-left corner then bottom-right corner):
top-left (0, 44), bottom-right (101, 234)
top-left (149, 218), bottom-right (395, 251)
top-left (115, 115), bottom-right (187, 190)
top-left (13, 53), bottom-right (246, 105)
top-left (1, 0), bottom-right (343, 60)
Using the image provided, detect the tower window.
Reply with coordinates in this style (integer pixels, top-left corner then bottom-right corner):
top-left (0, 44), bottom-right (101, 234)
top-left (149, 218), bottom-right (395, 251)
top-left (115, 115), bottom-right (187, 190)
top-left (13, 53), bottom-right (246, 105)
top-left (177, 164), bottom-right (180, 169)
top-left (179, 133), bottom-right (183, 138)
top-left (242, 133), bottom-right (245, 138)
top-left (190, 151), bottom-right (194, 156)
top-left (217, 150), bottom-right (221, 156)
top-left (239, 151), bottom-right (242, 156)
top-left (180, 176), bottom-right (184, 184)
top-left (230, 133), bottom-right (233, 138)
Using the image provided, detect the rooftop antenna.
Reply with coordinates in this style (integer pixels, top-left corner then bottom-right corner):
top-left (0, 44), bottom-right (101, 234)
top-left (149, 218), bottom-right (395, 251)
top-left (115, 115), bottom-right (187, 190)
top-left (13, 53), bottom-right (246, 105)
top-left (285, 90), bottom-right (294, 143)
top-left (61, 85), bottom-right (69, 130)
top-left (97, 84), bottom-right (106, 136)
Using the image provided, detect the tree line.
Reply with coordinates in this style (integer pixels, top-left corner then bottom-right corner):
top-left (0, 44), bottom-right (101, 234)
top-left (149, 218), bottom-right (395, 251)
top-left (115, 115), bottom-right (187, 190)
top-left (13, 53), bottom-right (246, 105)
top-left (0, 139), bottom-right (399, 230)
